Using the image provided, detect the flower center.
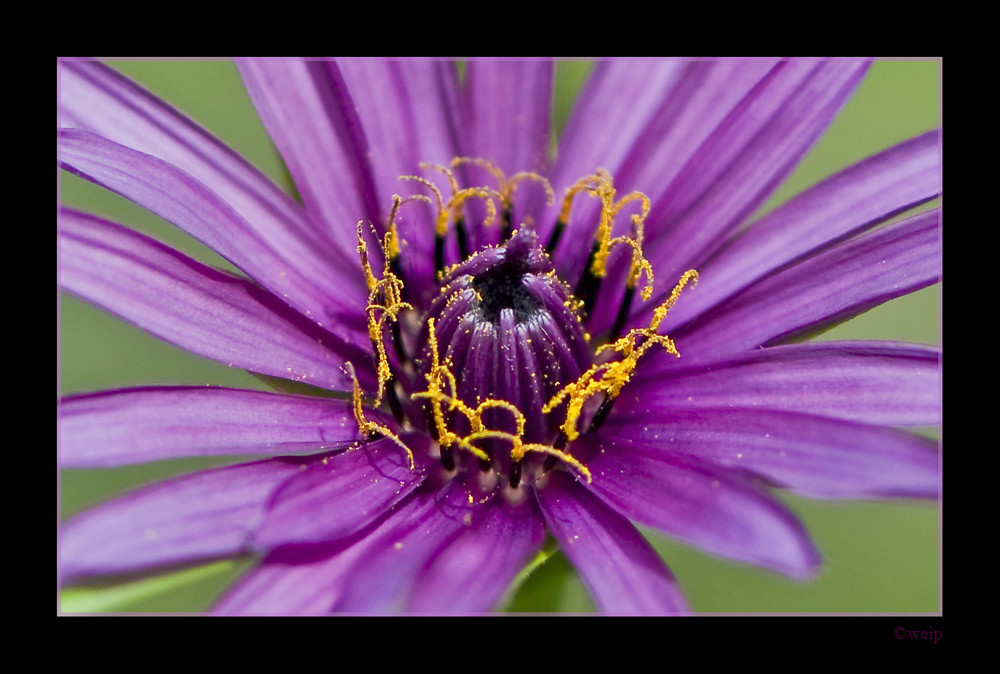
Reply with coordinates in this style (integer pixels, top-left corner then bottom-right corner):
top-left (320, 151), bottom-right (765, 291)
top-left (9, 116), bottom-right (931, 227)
top-left (345, 158), bottom-right (697, 491)
top-left (415, 227), bottom-right (591, 483)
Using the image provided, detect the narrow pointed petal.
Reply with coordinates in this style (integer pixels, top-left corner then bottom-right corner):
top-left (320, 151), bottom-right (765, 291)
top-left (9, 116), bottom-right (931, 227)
top-left (599, 408), bottom-right (939, 499)
top-left (645, 59), bottom-right (870, 281)
top-left (675, 209), bottom-right (941, 362)
top-left (536, 471), bottom-right (690, 614)
top-left (547, 59), bottom-right (778, 274)
top-left (58, 129), bottom-right (368, 330)
top-left (628, 341), bottom-right (941, 427)
top-left (253, 435), bottom-right (433, 548)
top-left (62, 455), bottom-right (323, 580)
top-left (577, 434), bottom-right (822, 578)
top-left (236, 58), bottom-right (380, 256)
top-left (60, 386), bottom-right (377, 468)
top-left (57, 60), bottom-right (359, 276)
top-left (662, 130), bottom-right (941, 330)
top-left (59, 209), bottom-right (371, 392)
top-left (586, 60), bottom-right (871, 331)
top-left (408, 495), bottom-right (546, 614)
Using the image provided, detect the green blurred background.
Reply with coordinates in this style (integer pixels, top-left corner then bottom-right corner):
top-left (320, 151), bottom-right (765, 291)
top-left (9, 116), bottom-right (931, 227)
top-left (58, 58), bottom-right (941, 613)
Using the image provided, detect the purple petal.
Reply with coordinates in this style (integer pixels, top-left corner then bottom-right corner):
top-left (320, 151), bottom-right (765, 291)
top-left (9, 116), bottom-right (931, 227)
top-left (211, 537), bottom-right (365, 614)
top-left (219, 478), bottom-right (487, 614)
top-left (583, 60), bottom-right (871, 329)
top-left (628, 340), bottom-right (941, 427)
top-left (61, 454), bottom-right (326, 580)
top-left (576, 433), bottom-right (822, 578)
top-left (60, 386), bottom-right (376, 468)
top-left (236, 58), bottom-right (380, 257)
top-left (547, 59), bottom-right (779, 277)
top-left (253, 435), bottom-right (434, 548)
top-left (333, 477), bottom-right (491, 613)
top-left (334, 59), bottom-right (463, 296)
top-left (536, 471), bottom-right (690, 614)
top-left (599, 408), bottom-right (939, 499)
top-left (644, 59), bottom-right (870, 281)
top-left (407, 493), bottom-right (546, 614)
top-left (335, 59), bottom-right (462, 197)
top-left (661, 130), bottom-right (941, 331)
top-left (462, 61), bottom-right (552, 177)
top-left (675, 208), bottom-right (941, 362)
top-left (58, 60), bottom-right (357, 269)
top-left (547, 59), bottom-right (690, 194)
top-left (59, 209), bottom-right (372, 391)
top-left (58, 128), bottom-right (369, 330)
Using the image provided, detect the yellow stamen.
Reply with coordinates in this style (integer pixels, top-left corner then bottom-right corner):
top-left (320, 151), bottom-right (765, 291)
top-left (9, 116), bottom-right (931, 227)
top-left (557, 170), bottom-right (612, 226)
top-left (544, 270), bottom-right (698, 441)
top-left (411, 317), bottom-right (592, 482)
top-left (588, 186), bottom-right (655, 301)
top-left (355, 221), bottom-right (413, 405)
top-left (344, 362), bottom-right (414, 469)
top-left (451, 157), bottom-right (554, 213)
top-left (410, 162), bottom-right (500, 235)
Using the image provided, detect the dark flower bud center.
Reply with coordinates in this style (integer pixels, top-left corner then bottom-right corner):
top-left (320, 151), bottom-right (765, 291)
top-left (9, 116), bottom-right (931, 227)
top-left (417, 229), bottom-right (592, 482)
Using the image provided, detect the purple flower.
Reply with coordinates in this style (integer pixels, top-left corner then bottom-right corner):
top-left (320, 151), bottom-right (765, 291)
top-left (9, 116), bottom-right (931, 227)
top-left (58, 58), bottom-right (941, 614)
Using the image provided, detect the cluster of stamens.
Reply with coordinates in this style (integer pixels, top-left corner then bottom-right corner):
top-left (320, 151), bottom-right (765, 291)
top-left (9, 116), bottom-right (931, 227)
top-left (344, 158), bottom-right (697, 490)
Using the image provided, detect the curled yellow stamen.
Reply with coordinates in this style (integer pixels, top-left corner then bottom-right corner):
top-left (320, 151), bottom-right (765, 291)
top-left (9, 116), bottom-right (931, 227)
top-left (544, 270), bottom-right (698, 441)
top-left (411, 317), bottom-right (592, 482)
top-left (557, 170), bottom-right (613, 226)
top-left (355, 219), bottom-right (412, 407)
top-left (404, 164), bottom-right (500, 235)
top-left (452, 157), bottom-right (554, 213)
top-left (344, 362), bottom-right (414, 469)
top-left (588, 187), bottom-right (655, 301)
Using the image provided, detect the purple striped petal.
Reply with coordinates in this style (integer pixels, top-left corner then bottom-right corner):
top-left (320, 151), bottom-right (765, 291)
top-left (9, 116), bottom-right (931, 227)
top-left (334, 59), bottom-right (463, 296)
top-left (218, 478), bottom-right (490, 614)
top-left (546, 59), bottom-right (689, 194)
top-left (536, 471), bottom-right (690, 614)
top-left (60, 386), bottom-right (375, 468)
top-left (253, 435), bottom-right (433, 548)
top-left (585, 60), bottom-right (871, 331)
top-left (547, 59), bottom-right (779, 278)
top-left (59, 60), bottom-right (356, 276)
top-left (577, 433), bottom-right (822, 578)
top-left (333, 478), bottom-right (491, 613)
top-left (61, 454), bottom-right (325, 580)
top-left (675, 208), bottom-right (941, 362)
top-left (335, 59), bottom-right (462, 198)
top-left (212, 535), bottom-right (367, 614)
top-left (662, 130), bottom-right (941, 331)
top-left (628, 341), bottom-right (941, 427)
top-left (462, 61), bottom-right (553, 177)
top-left (236, 58), bottom-right (380, 257)
top-left (59, 210), bottom-right (372, 392)
top-left (599, 408), bottom-right (939, 499)
top-left (58, 128), bottom-right (369, 330)
top-left (645, 59), bottom-right (870, 281)
top-left (57, 60), bottom-right (359, 280)
top-left (407, 493), bottom-right (546, 614)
